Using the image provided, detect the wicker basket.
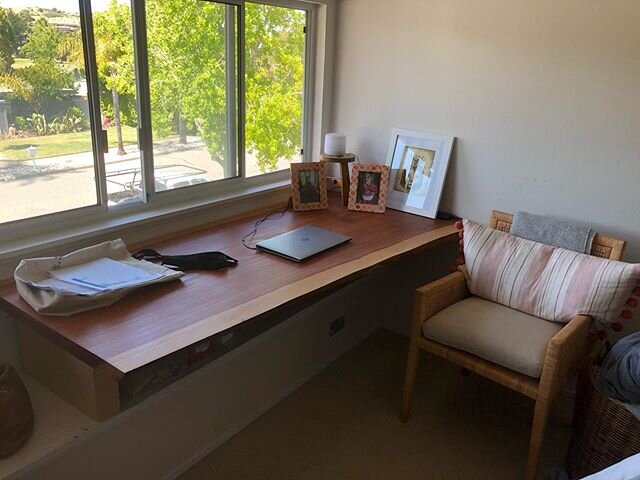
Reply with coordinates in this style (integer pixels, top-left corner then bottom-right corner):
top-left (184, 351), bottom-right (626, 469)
top-left (566, 372), bottom-right (640, 479)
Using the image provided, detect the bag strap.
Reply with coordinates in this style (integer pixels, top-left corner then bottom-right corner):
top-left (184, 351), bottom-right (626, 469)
top-left (132, 249), bottom-right (239, 271)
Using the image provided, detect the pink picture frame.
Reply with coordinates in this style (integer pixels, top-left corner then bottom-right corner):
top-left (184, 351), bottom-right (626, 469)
top-left (290, 162), bottom-right (328, 211)
top-left (347, 163), bottom-right (390, 213)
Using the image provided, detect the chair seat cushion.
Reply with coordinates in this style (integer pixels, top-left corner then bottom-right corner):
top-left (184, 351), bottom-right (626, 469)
top-left (422, 296), bottom-right (563, 378)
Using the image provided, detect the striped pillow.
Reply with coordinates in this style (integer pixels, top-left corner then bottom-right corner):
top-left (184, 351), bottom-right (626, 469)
top-left (460, 219), bottom-right (640, 325)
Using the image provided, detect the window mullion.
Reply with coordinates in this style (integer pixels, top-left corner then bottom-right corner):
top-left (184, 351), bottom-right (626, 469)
top-left (78, 0), bottom-right (108, 208)
top-left (225, 5), bottom-right (238, 178)
top-left (131, 0), bottom-right (155, 203)
top-left (302, 7), bottom-right (314, 162)
top-left (237, 1), bottom-right (246, 178)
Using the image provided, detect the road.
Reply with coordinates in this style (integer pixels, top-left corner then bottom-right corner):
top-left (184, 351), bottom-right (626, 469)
top-left (0, 139), bottom-right (290, 224)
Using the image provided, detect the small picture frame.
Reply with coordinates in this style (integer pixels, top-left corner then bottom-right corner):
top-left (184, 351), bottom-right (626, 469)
top-left (385, 129), bottom-right (455, 218)
top-left (291, 161), bottom-right (328, 211)
top-left (347, 163), bottom-right (390, 213)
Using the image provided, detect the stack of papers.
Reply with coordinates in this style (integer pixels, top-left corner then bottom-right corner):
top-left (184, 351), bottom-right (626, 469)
top-left (38, 258), bottom-right (163, 295)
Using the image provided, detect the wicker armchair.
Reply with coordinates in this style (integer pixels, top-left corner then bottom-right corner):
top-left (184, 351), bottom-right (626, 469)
top-left (400, 210), bottom-right (626, 480)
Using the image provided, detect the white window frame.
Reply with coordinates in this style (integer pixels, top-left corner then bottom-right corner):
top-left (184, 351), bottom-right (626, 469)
top-left (0, 0), bottom-right (325, 246)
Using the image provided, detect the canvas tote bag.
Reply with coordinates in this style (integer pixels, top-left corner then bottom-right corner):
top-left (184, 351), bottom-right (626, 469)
top-left (14, 239), bottom-right (183, 316)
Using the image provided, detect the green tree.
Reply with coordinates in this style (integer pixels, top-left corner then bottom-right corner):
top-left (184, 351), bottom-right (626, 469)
top-left (0, 7), bottom-right (30, 72)
top-left (146, 0), bottom-right (226, 153)
top-left (245, 4), bottom-right (305, 172)
top-left (145, 0), bottom-right (305, 173)
top-left (0, 72), bottom-right (32, 103)
top-left (3, 1), bottom-right (305, 167)
top-left (0, 9), bottom-right (14, 72)
top-left (1, 13), bottom-right (77, 117)
top-left (93, 0), bottom-right (136, 155)
top-left (21, 18), bottom-right (61, 63)
top-left (59, 28), bottom-right (85, 71)
top-left (7, 9), bottom-right (31, 53)
top-left (1, 59), bottom-right (74, 113)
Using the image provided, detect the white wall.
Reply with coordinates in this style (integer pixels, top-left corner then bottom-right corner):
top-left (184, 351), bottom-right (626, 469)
top-left (332, 0), bottom-right (640, 261)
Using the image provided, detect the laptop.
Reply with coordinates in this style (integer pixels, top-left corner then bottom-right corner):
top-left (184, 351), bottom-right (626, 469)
top-left (256, 225), bottom-right (352, 262)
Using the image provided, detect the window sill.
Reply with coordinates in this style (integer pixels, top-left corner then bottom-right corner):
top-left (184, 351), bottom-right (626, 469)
top-left (0, 177), bottom-right (291, 281)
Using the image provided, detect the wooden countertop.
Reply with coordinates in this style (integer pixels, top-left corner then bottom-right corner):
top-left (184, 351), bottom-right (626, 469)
top-left (0, 194), bottom-right (457, 376)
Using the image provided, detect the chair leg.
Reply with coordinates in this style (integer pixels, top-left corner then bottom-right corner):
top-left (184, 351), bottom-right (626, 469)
top-left (525, 398), bottom-right (551, 480)
top-left (400, 342), bottom-right (420, 422)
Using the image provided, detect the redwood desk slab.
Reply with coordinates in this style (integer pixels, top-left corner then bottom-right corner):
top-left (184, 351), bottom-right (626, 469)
top-left (0, 195), bottom-right (457, 379)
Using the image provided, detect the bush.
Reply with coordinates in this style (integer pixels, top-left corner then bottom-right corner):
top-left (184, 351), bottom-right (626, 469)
top-left (60, 106), bottom-right (89, 133)
top-left (47, 107), bottom-right (89, 134)
top-left (16, 108), bottom-right (89, 136)
top-left (48, 117), bottom-right (64, 135)
top-left (26, 113), bottom-right (47, 136)
top-left (15, 116), bottom-right (28, 131)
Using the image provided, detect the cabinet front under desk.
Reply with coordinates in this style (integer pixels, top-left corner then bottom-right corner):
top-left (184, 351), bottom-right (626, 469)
top-left (118, 291), bottom-right (340, 409)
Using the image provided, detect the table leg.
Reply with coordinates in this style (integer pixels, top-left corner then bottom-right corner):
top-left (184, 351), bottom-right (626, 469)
top-left (340, 162), bottom-right (350, 206)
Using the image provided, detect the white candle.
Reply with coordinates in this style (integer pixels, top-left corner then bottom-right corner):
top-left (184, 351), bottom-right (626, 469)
top-left (324, 133), bottom-right (346, 156)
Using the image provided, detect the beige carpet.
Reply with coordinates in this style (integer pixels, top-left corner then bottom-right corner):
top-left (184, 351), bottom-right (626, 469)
top-left (180, 329), bottom-right (573, 480)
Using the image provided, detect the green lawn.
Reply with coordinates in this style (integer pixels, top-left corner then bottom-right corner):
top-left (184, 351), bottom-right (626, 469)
top-left (0, 126), bottom-right (138, 161)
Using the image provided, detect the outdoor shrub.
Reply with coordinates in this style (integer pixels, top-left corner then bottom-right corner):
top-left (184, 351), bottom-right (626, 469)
top-left (48, 117), bottom-right (64, 134)
top-left (61, 106), bottom-right (88, 132)
top-left (15, 116), bottom-right (28, 131)
top-left (26, 113), bottom-right (47, 136)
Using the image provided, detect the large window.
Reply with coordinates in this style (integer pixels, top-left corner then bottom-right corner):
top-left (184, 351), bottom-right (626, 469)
top-left (245, 3), bottom-right (306, 177)
top-left (0, 0), bottom-right (311, 226)
top-left (0, 1), bottom-right (101, 224)
top-left (146, 0), bottom-right (239, 191)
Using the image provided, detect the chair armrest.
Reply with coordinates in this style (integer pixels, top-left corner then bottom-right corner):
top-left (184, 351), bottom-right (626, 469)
top-left (410, 271), bottom-right (470, 340)
top-left (538, 314), bottom-right (592, 401)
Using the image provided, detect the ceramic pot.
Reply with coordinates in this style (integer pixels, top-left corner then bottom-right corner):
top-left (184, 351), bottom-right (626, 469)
top-left (0, 364), bottom-right (34, 458)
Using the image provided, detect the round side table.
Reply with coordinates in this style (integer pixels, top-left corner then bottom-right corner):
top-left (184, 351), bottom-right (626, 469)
top-left (320, 153), bottom-right (356, 206)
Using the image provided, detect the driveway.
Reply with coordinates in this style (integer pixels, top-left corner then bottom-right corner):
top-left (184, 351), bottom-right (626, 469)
top-left (0, 138), bottom-right (290, 224)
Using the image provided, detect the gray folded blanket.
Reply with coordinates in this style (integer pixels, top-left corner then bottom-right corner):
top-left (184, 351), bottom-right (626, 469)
top-left (511, 211), bottom-right (595, 253)
top-left (595, 332), bottom-right (640, 404)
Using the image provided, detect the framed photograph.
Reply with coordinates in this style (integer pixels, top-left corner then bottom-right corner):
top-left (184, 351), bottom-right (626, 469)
top-left (347, 163), bottom-right (390, 213)
top-left (385, 129), bottom-right (455, 218)
top-left (291, 161), bottom-right (328, 211)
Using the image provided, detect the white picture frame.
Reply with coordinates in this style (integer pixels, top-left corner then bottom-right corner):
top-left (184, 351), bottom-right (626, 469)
top-left (384, 129), bottom-right (455, 219)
